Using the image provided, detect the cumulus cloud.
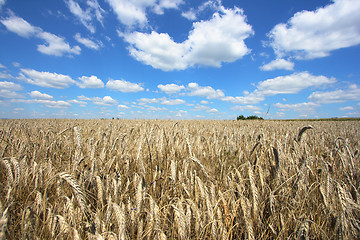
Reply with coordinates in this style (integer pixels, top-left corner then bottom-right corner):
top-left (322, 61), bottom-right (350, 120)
top-left (106, 0), bottom-right (183, 28)
top-left (19, 68), bottom-right (75, 88)
top-left (207, 108), bottom-right (218, 113)
top-left (0, 15), bottom-right (37, 38)
top-left (0, 81), bottom-right (23, 99)
top-left (12, 99), bottom-right (71, 108)
top-left (122, 5), bottom-right (253, 71)
top-left (29, 90), bottom-right (53, 100)
top-left (160, 98), bottom-right (185, 105)
top-left (118, 104), bottom-right (130, 109)
top-left (181, 8), bottom-right (197, 20)
top-left (222, 72), bottom-right (335, 104)
top-left (106, 79), bottom-right (144, 92)
top-left (187, 82), bottom-right (225, 99)
top-left (66, 0), bottom-right (104, 33)
top-left (268, 0), bottom-right (360, 59)
top-left (138, 98), bottom-right (159, 105)
top-left (231, 105), bottom-right (262, 112)
top-left (37, 31), bottom-right (81, 56)
top-left (260, 59), bottom-right (294, 71)
top-left (158, 83), bottom-right (185, 94)
top-left (274, 102), bottom-right (319, 113)
top-left (77, 75), bottom-right (104, 88)
top-left (93, 96), bottom-right (118, 105)
top-left (1, 15), bottom-right (81, 57)
top-left (339, 106), bottom-right (354, 111)
top-left (74, 33), bottom-right (100, 50)
top-left (0, 81), bottom-right (22, 91)
top-left (256, 72), bottom-right (336, 96)
top-left (308, 84), bottom-right (360, 103)
top-left (0, 0), bottom-right (5, 9)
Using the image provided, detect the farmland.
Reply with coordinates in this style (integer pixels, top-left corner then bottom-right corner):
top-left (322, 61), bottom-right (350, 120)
top-left (0, 119), bottom-right (359, 239)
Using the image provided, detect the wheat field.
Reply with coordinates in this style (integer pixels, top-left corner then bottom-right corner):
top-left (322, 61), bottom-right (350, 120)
top-left (0, 119), bottom-right (359, 239)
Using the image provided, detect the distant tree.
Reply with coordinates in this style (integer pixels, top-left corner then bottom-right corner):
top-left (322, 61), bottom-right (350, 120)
top-left (236, 115), bottom-right (263, 120)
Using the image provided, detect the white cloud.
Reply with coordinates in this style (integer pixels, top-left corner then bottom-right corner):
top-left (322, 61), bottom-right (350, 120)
top-left (118, 104), bottom-right (130, 109)
top-left (0, 81), bottom-right (23, 99)
top-left (77, 75), bottom-right (104, 88)
top-left (66, 0), bottom-right (104, 33)
top-left (268, 0), bottom-right (360, 59)
top-left (0, 90), bottom-right (24, 98)
top-left (106, 0), bottom-right (183, 28)
top-left (138, 98), bottom-right (159, 105)
top-left (187, 82), bottom-right (225, 99)
top-left (122, 5), bottom-right (253, 71)
top-left (106, 79), bottom-right (144, 92)
top-left (160, 98), bottom-right (185, 105)
top-left (200, 100), bottom-right (209, 104)
top-left (207, 108), bottom-right (218, 113)
top-left (192, 105), bottom-right (210, 111)
top-left (29, 90), bottom-right (53, 100)
top-left (74, 33), bottom-right (100, 50)
top-left (222, 72), bottom-right (334, 105)
top-left (19, 68), bottom-right (75, 89)
top-left (0, 81), bottom-right (22, 91)
top-left (256, 72), bottom-right (336, 96)
top-left (260, 59), bottom-right (294, 71)
top-left (1, 15), bottom-right (81, 57)
top-left (222, 94), bottom-right (265, 105)
top-left (0, 64), bottom-right (5, 69)
top-left (181, 8), bottom-right (197, 20)
top-left (93, 96), bottom-right (118, 105)
top-left (274, 102), bottom-right (319, 112)
top-left (308, 84), bottom-right (360, 103)
top-left (0, 0), bottom-right (5, 9)
top-left (158, 83), bottom-right (185, 94)
top-left (339, 106), bottom-right (354, 111)
top-left (68, 99), bottom-right (87, 106)
top-left (231, 105), bottom-right (262, 112)
top-left (12, 99), bottom-right (71, 108)
top-left (0, 15), bottom-right (38, 38)
top-left (37, 31), bottom-right (81, 56)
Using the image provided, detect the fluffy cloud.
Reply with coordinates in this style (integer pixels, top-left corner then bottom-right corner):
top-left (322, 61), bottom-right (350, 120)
top-left (158, 83), bottom-right (185, 94)
top-left (0, 81), bottom-right (22, 91)
top-left (0, 0), bottom-right (5, 9)
top-left (231, 105), bottom-right (262, 112)
top-left (0, 81), bottom-right (23, 99)
top-left (118, 104), bottom-right (130, 109)
top-left (339, 106), bottom-right (354, 111)
top-left (66, 0), bottom-right (104, 33)
top-left (308, 84), bottom-right (360, 103)
top-left (207, 108), bottom-right (218, 113)
top-left (122, 6), bottom-right (253, 71)
top-left (138, 98), bottom-right (159, 105)
top-left (274, 102), bottom-right (319, 112)
top-left (106, 79), bottom-right (144, 92)
top-left (268, 0), bottom-right (360, 59)
top-left (222, 72), bottom-right (335, 105)
top-left (1, 15), bottom-right (80, 57)
top-left (260, 59), bottom-right (294, 71)
top-left (12, 99), bottom-right (71, 108)
top-left (106, 0), bottom-right (183, 28)
top-left (187, 82), bottom-right (225, 99)
top-left (181, 9), bottom-right (197, 20)
top-left (160, 98), bottom-right (185, 105)
top-left (29, 90), bottom-right (53, 100)
top-left (74, 33), bottom-right (100, 50)
top-left (0, 15), bottom-right (37, 38)
top-left (77, 75), bottom-right (104, 88)
top-left (256, 72), bottom-right (336, 96)
top-left (19, 68), bottom-right (75, 88)
top-left (37, 31), bottom-right (81, 56)
top-left (93, 96), bottom-right (118, 105)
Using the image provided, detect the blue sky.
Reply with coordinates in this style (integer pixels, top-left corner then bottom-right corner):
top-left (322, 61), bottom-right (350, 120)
top-left (0, 0), bottom-right (360, 119)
